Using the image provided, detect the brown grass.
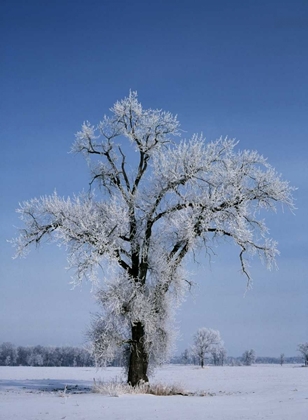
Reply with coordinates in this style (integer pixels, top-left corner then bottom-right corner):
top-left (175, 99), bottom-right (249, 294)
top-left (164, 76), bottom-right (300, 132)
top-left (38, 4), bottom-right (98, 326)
top-left (92, 378), bottom-right (188, 397)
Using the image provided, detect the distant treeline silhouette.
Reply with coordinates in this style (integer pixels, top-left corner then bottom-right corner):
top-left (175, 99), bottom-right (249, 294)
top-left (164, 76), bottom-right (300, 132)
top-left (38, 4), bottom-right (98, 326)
top-left (0, 342), bottom-right (94, 367)
top-left (0, 342), bottom-right (302, 367)
top-left (171, 354), bottom-right (302, 365)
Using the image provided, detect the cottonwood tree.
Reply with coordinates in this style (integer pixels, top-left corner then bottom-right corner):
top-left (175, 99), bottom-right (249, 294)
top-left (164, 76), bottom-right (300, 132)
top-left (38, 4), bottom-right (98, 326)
top-left (13, 92), bottom-right (294, 385)
top-left (192, 328), bottom-right (222, 368)
top-left (297, 342), bottom-right (308, 366)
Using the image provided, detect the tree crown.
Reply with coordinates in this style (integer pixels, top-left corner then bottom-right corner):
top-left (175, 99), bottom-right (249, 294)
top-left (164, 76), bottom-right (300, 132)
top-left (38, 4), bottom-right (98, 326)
top-left (12, 92), bottom-right (295, 375)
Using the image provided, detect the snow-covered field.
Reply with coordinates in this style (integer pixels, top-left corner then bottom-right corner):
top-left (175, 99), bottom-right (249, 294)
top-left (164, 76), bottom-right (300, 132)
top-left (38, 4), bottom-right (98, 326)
top-left (0, 364), bottom-right (307, 420)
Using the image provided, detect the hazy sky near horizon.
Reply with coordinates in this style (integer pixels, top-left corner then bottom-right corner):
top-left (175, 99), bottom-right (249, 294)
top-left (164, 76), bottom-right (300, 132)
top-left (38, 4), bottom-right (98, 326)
top-left (1, 0), bottom-right (307, 357)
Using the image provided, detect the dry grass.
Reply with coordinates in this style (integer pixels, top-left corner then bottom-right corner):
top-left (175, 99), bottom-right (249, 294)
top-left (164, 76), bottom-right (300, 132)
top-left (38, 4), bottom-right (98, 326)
top-left (92, 377), bottom-right (188, 397)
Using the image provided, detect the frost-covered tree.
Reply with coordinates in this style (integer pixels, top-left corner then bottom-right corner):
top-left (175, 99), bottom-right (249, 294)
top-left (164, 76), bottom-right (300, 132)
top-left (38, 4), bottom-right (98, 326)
top-left (181, 348), bottom-right (191, 365)
top-left (297, 342), bottom-right (308, 366)
top-left (211, 345), bottom-right (227, 366)
top-left (280, 353), bottom-right (285, 366)
top-left (16, 346), bottom-right (29, 366)
top-left (192, 328), bottom-right (222, 368)
top-left (0, 342), bottom-right (17, 366)
top-left (242, 349), bottom-right (256, 366)
top-left (13, 92), bottom-right (294, 385)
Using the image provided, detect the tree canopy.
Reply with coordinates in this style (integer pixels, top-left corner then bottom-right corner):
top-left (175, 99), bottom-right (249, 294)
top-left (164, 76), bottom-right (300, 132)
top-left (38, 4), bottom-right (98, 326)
top-left (13, 92), bottom-right (294, 385)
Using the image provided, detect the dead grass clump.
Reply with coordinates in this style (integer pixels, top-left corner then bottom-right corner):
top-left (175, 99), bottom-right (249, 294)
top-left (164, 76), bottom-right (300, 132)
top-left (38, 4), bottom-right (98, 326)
top-left (92, 378), bottom-right (187, 397)
top-left (144, 382), bottom-right (187, 396)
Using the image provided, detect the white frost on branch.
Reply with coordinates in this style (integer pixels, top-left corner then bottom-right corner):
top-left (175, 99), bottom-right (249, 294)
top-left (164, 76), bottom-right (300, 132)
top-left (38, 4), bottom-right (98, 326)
top-left (192, 328), bottom-right (223, 368)
top-left (13, 192), bottom-right (129, 284)
top-left (12, 91), bottom-right (295, 375)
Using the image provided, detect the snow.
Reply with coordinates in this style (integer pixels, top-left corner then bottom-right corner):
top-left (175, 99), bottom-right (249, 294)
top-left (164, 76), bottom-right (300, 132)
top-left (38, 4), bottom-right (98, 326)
top-left (0, 364), bottom-right (307, 420)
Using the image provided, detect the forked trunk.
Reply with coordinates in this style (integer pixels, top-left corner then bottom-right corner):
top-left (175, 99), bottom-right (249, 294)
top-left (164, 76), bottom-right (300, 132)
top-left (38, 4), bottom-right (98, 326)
top-left (127, 322), bottom-right (149, 386)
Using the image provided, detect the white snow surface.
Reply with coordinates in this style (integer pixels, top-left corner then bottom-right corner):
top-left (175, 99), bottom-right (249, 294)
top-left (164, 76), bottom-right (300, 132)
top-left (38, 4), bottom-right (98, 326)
top-left (0, 364), bottom-right (307, 420)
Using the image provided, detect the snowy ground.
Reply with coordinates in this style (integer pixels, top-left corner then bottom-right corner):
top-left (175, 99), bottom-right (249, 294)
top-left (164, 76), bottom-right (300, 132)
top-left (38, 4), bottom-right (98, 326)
top-left (0, 364), bottom-right (307, 420)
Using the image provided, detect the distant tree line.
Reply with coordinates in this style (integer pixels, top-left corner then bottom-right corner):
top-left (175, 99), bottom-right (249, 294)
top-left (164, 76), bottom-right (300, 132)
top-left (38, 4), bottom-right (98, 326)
top-left (173, 352), bottom-right (303, 366)
top-left (0, 342), bottom-right (94, 367)
top-left (1, 341), bottom-right (306, 367)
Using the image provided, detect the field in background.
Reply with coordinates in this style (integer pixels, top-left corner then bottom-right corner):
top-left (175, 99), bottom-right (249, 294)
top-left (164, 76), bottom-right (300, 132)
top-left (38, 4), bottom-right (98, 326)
top-left (0, 364), bottom-right (307, 420)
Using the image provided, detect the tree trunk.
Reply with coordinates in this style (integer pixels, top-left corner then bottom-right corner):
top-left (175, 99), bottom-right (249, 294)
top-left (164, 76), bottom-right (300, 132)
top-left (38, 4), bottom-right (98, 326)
top-left (127, 322), bottom-right (149, 386)
top-left (201, 354), bottom-right (204, 368)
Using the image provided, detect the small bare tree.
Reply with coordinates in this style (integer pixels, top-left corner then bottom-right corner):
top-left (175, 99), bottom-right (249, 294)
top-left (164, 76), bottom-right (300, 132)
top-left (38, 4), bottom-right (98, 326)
top-left (192, 328), bottom-right (222, 368)
top-left (297, 342), bottom-right (308, 366)
top-left (280, 353), bottom-right (285, 366)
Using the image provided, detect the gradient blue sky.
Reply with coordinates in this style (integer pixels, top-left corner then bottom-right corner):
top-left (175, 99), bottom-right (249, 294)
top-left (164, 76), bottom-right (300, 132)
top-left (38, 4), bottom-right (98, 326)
top-left (1, 0), bottom-right (307, 357)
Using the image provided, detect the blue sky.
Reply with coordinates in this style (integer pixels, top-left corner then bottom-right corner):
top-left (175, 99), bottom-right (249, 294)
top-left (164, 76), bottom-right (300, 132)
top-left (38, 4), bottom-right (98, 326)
top-left (1, 0), bottom-right (307, 357)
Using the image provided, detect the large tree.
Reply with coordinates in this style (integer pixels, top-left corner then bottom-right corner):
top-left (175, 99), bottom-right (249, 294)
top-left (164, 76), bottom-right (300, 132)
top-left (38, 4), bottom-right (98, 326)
top-left (13, 92), bottom-right (294, 385)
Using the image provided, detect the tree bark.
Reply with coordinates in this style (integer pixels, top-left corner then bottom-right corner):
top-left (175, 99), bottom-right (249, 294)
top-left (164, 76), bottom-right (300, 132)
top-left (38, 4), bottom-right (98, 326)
top-left (127, 322), bottom-right (149, 386)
